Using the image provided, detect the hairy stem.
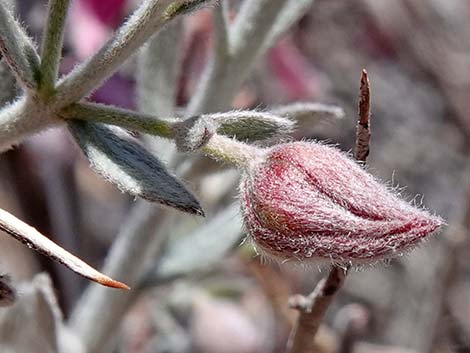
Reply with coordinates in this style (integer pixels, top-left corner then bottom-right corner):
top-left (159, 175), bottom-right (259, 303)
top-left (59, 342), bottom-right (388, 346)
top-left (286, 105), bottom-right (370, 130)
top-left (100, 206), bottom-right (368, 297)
top-left (286, 70), bottom-right (372, 352)
top-left (54, 0), bottom-right (213, 108)
top-left (39, 0), bottom-right (70, 96)
top-left (60, 102), bottom-right (175, 138)
top-left (67, 22), bottom-right (184, 353)
top-left (188, 0), bottom-right (288, 114)
top-left (187, 0), bottom-right (314, 115)
top-left (0, 97), bottom-right (61, 152)
top-left (263, 0), bottom-right (315, 50)
top-left (202, 134), bottom-right (263, 170)
top-left (287, 268), bottom-right (347, 353)
top-left (68, 202), bottom-right (169, 353)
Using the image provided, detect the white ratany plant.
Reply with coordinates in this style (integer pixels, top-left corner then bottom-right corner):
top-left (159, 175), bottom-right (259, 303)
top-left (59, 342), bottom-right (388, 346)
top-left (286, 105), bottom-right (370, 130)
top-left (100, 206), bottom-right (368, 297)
top-left (0, 1), bottom-right (442, 353)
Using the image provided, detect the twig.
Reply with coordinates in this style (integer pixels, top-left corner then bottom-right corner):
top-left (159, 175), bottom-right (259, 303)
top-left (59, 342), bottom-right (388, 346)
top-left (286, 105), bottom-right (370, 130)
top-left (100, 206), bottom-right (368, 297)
top-left (0, 208), bottom-right (129, 289)
top-left (355, 69), bottom-right (371, 162)
top-left (53, 0), bottom-right (172, 106)
top-left (263, 0), bottom-right (316, 52)
top-left (61, 101), bottom-right (295, 145)
top-left (39, 0), bottom-right (71, 96)
top-left (286, 69), bottom-right (372, 353)
top-left (137, 21), bottom-right (183, 117)
top-left (212, 0), bottom-right (230, 58)
top-left (65, 2), bottom-right (317, 351)
top-left (67, 23), bottom-right (184, 353)
top-left (287, 268), bottom-right (348, 353)
top-left (187, 0), bottom-right (314, 114)
top-left (68, 202), bottom-right (170, 353)
top-left (54, 0), bottom-right (214, 108)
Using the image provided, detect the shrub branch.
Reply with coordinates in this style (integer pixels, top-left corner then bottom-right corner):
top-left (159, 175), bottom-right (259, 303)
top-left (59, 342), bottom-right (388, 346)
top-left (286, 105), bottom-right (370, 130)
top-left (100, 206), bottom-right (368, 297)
top-left (286, 69), bottom-right (372, 353)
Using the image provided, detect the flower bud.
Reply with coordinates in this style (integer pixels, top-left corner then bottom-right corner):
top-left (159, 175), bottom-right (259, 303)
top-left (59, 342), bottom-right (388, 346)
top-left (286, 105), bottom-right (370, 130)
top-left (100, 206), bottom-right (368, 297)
top-left (240, 142), bottom-right (443, 263)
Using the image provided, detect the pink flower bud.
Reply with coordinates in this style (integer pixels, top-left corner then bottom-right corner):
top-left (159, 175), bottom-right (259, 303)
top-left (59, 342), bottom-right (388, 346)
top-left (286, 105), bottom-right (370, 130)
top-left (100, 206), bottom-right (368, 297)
top-left (240, 142), bottom-right (443, 263)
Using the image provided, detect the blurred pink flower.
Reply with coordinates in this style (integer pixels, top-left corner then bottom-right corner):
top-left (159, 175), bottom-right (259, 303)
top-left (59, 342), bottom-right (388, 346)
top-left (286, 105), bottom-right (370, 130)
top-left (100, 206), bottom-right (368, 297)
top-left (241, 142), bottom-right (443, 263)
top-left (66, 0), bottom-right (134, 108)
top-left (267, 38), bottom-right (321, 100)
top-left (80, 0), bottom-right (126, 26)
top-left (69, 0), bottom-right (126, 60)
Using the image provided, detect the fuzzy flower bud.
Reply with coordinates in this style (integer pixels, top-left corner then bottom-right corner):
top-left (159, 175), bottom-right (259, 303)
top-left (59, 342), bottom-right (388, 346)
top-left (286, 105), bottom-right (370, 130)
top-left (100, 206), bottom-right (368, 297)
top-left (240, 142), bottom-right (443, 263)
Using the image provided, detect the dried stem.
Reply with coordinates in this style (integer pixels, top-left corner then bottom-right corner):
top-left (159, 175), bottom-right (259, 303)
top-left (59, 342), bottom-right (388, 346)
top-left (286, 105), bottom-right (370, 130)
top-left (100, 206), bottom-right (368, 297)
top-left (0, 208), bottom-right (129, 289)
top-left (287, 268), bottom-right (348, 353)
top-left (355, 69), bottom-right (371, 162)
top-left (286, 70), bottom-right (373, 353)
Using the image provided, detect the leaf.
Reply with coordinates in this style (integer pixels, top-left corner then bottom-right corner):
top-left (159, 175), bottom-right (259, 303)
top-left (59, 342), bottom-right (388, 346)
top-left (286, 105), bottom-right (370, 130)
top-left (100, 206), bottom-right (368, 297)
top-left (0, 2), bottom-right (40, 90)
top-left (270, 102), bottom-right (345, 122)
top-left (69, 120), bottom-right (203, 216)
top-left (142, 203), bottom-right (243, 286)
top-left (206, 110), bottom-right (295, 143)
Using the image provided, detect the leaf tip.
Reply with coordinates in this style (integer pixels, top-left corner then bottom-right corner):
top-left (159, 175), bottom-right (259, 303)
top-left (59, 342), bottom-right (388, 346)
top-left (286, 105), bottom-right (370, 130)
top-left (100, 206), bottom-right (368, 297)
top-left (183, 203), bottom-right (205, 217)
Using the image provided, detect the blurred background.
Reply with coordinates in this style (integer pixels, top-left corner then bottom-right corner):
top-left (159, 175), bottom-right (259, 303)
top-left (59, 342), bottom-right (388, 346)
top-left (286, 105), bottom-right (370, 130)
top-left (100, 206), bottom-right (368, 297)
top-left (0, 0), bottom-right (469, 352)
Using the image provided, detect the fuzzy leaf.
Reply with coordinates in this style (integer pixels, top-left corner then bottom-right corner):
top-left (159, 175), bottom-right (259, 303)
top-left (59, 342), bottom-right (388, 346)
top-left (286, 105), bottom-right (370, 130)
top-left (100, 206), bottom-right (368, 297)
top-left (0, 2), bottom-right (40, 90)
top-left (143, 203), bottom-right (242, 285)
top-left (271, 102), bottom-right (345, 121)
top-left (69, 120), bottom-right (203, 215)
top-left (163, 0), bottom-right (217, 20)
top-left (205, 110), bottom-right (295, 143)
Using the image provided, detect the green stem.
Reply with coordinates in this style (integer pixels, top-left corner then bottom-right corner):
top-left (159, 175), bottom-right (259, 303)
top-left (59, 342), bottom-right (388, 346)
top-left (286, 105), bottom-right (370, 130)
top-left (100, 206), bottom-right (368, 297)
top-left (60, 102), bottom-right (174, 138)
top-left (201, 134), bottom-right (263, 171)
top-left (39, 0), bottom-right (71, 97)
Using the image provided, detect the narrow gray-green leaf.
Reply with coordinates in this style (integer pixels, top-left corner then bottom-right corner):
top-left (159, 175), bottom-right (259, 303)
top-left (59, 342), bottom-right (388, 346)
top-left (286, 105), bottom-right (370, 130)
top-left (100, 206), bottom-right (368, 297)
top-left (206, 110), bottom-right (295, 143)
top-left (69, 120), bottom-right (203, 216)
top-left (142, 203), bottom-right (242, 286)
top-left (271, 102), bottom-right (345, 121)
top-left (0, 1), bottom-right (40, 90)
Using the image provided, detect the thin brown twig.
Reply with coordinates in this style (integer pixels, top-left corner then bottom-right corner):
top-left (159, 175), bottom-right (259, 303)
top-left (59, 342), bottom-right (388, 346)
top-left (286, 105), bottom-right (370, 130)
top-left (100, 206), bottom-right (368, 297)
top-left (286, 69), bottom-right (372, 353)
top-left (0, 208), bottom-right (129, 290)
top-left (355, 69), bottom-right (371, 162)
